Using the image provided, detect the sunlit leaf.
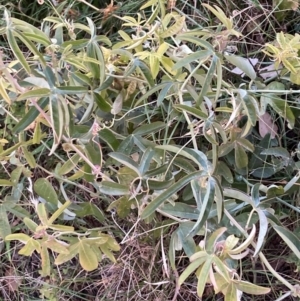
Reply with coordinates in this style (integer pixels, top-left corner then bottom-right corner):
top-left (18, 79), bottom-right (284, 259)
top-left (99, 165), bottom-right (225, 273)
top-left (40, 244), bottom-right (51, 276)
top-left (233, 280), bottom-right (270, 295)
top-left (79, 240), bottom-right (99, 271)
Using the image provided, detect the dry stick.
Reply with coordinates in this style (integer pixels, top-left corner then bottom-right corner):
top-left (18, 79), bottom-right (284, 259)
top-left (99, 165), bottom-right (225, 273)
top-left (171, 268), bottom-right (180, 301)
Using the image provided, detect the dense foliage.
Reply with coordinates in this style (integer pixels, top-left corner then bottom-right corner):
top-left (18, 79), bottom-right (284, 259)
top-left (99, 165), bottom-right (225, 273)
top-left (1, 0), bottom-right (300, 300)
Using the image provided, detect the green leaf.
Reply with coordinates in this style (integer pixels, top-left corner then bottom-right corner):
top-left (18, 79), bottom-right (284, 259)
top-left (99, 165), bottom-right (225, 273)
top-left (261, 147), bottom-right (290, 158)
top-left (141, 171), bottom-right (207, 219)
top-left (178, 222), bottom-right (197, 256)
top-left (40, 244), bottom-right (51, 276)
top-left (235, 144), bottom-right (248, 169)
top-left (50, 96), bottom-right (64, 153)
top-left (240, 92), bottom-right (258, 126)
top-left (216, 161), bottom-right (233, 183)
top-left (251, 183), bottom-right (261, 207)
top-left (22, 147), bottom-right (36, 168)
top-left (76, 203), bottom-right (105, 222)
top-left (214, 177), bottom-right (224, 222)
top-left (139, 147), bottom-right (155, 175)
top-left (94, 92), bottom-right (111, 112)
top-left (79, 240), bottom-right (99, 271)
top-left (7, 28), bottom-right (30, 74)
top-left (270, 97), bottom-right (295, 128)
top-left (160, 202), bottom-right (200, 220)
top-left (23, 32), bottom-right (51, 46)
top-left (99, 181), bottom-right (130, 196)
top-left (197, 54), bottom-right (218, 106)
top-left (156, 145), bottom-right (209, 171)
top-left (109, 152), bottom-right (140, 176)
top-left (0, 205), bottom-right (11, 238)
top-left (273, 225), bottom-right (300, 259)
top-left (225, 283), bottom-right (237, 301)
top-left (58, 153), bottom-right (81, 176)
top-left (86, 42), bottom-right (101, 80)
top-left (13, 30), bottom-right (46, 66)
top-left (13, 97), bottom-right (49, 134)
top-left (98, 128), bottom-right (120, 151)
top-left (206, 227), bottom-right (227, 254)
top-left (169, 231), bottom-right (176, 270)
top-left (157, 82), bottom-right (173, 106)
top-left (34, 178), bottom-right (58, 205)
top-left (37, 203), bottom-right (49, 226)
top-left (135, 59), bottom-right (155, 87)
top-left (44, 239), bottom-right (69, 254)
top-left (174, 104), bottom-right (208, 120)
top-left (176, 34), bottom-right (214, 51)
top-left (99, 244), bottom-right (117, 263)
top-left (237, 138), bottom-right (254, 152)
top-left (224, 54), bottom-right (256, 80)
top-left (233, 280), bottom-right (270, 295)
top-left (197, 256), bottom-right (213, 297)
top-left (213, 255), bottom-right (230, 282)
top-left (135, 82), bottom-right (168, 106)
top-left (178, 257), bottom-right (207, 285)
top-left (254, 209), bottom-right (268, 256)
top-left (23, 217), bottom-right (38, 232)
top-left (16, 88), bottom-right (50, 101)
top-left (133, 121), bottom-right (165, 136)
top-left (55, 242), bottom-right (80, 265)
top-left (172, 50), bottom-right (211, 70)
top-left (223, 188), bottom-right (254, 206)
top-left (19, 238), bottom-right (40, 256)
top-left (189, 177), bottom-right (216, 237)
top-left (84, 140), bottom-right (102, 166)
top-left (5, 233), bottom-right (31, 244)
top-left (117, 135), bottom-right (134, 155)
top-left (0, 179), bottom-right (13, 186)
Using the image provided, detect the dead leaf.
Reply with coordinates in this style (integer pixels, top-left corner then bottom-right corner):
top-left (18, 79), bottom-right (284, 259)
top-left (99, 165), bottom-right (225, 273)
top-left (258, 63), bottom-right (279, 80)
top-left (100, 0), bottom-right (119, 20)
top-left (5, 267), bottom-right (21, 292)
top-left (259, 112), bottom-right (278, 139)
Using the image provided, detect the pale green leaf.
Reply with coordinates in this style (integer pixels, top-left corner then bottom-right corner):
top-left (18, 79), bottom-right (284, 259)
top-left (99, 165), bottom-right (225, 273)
top-left (55, 242), bottom-right (80, 265)
top-left (99, 181), bottom-right (130, 196)
top-left (197, 256), bottom-right (213, 297)
top-left (0, 205), bottom-right (11, 239)
top-left (178, 257), bottom-right (207, 285)
top-left (141, 171), bottom-right (207, 219)
top-left (34, 178), bottom-right (58, 205)
top-left (225, 54), bottom-right (256, 80)
top-left (40, 244), bottom-right (51, 276)
top-left (273, 225), bottom-right (300, 259)
top-left (254, 209), bottom-right (268, 256)
top-left (233, 280), bottom-right (271, 295)
top-left (79, 240), bottom-right (99, 271)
